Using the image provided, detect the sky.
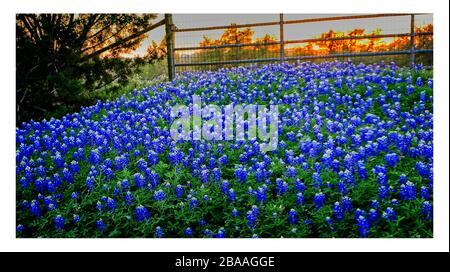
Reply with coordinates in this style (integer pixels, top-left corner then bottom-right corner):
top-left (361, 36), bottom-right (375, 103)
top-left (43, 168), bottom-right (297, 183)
top-left (133, 14), bottom-right (433, 57)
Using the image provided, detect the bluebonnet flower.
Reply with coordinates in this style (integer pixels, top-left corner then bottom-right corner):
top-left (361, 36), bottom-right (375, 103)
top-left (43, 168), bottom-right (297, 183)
top-left (118, 179), bottom-right (130, 190)
top-left (231, 208), bottom-right (239, 217)
top-left (341, 196), bottom-right (352, 212)
top-left (184, 227), bottom-right (193, 237)
top-left (135, 205), bottom-right (150, 222)
top-left (384, 153), bottom-right (399, 167)
top-left (275, 178), bottom-right (289, 196)
top-left (398, 174), bottom-right (408, 185)
top-left (228, 189), bottom-right (236, 202)
top-left (221, 180), bottom-right (229, 195)
top-left (44, 196), bottom-right (57, 211)
top-left (416, 77), bottom-right (423, 87)
top-left (357, 160), bottom-right (367, 180)
top-left (420, 186), bottom-right (430, 200)
top-left (125, 191), bottom-right (133, 206)
top-left (255, 167), bottom-right (266, 182)
top-left (382, 207), bottom-right (397, 221)
top-left (378, 186), bottom-right (389, 200)
top-left (55, 215), bottom-right (65, 230)
top-left (155, 226), bottom-right (164, 238)
top-left (333, 202), bottom-right (344, 221)
top-left (376, 173), bottom-right (388, 187)
top-left (175, 185), bottom-right (184, 198)
top-left (246, 211), bottom-right (257, 229)
top-left (71, 192), bottom-right (79, 200)
top-left (209, 157), bottom-right (216, 169)
top-left (368, 209), bottom-right (378, 225)
top-left (95, 201), bottom-right (104, 211)
top-left (73, 214), bottom-right (81, 223)
top-left (47, 181), bottom-right (56, 193)
top-left (190, 197), bottom-right (199, 208)
top-left (154, 190), bottom-right (166, 201)
top-left (216, 228), bottom-right (226, 238)
top-left (370, 200), bottom-right (379, 209)
top-left (62, 168), bottom-right (73, 183)
top-left (203, 229), bottom-right (213, 237)
top-left (406, 84), bottom-right (415, 96)
top-left (21, 200), bottom-right (29, 211)
top-left (16, 224), bottom-right (25, 233)
top-left (212, 168), bottom-right (221, 182)
top-left (312, 172), bottom-right (322, 188)
top-left (313, 192), bottom-right (326, 209)
top-left (297, 193), bottom-right (305, 206)
top-left (288, 209), bottom-right (298, 224)
top-left (200, 169), bottom-right (210, 183)
top-left (148, 151), bottom-right (159, 165)
top-left (134, 173), bottom-right (146, 189)
top-left (198, 219), bottom-right (207, 226)
top-left (337, 181), bottom-right (348, 194)
top-left (399, 181), bottom-right (416, 200)
top-left (251, 205), bottom-right (259, 217)
top-left (294, 179), bottom-right (306, 193)
top-left (286, 166), bottom-right (297, 178)
top-left (357, 216), bottom-right (370, 238)
top-left (354, 209), bottom-right (366, 220)
top-left (234, 165), bottom-right (247, 183)
top-left (69, 160), bottom-right (79, 173)
top-left (421, 201), bottom-right (432, 220)
top-left (54, 153), bottom-right (65, 168)
top-left (36, 165), bottom-right (46, 177)
top-left (326, 217), bottom-right (335, 231)
top-left (102, 167), bottom-right (114, 181)
top-left (19, 177), bottom-right (30, 190)
top-left (416, 162), bottom-right (429, 177)
top-left (86, 176), bottom-right (95, 192)
top-left (219, 155), bottom-right (228, 165)
top-left (256, 187), bottom-right (266, 203)
top-left (137, 159), bottom-right (148, 172)
top-left (106, 197), bottom-right (117, 211)
top-left (96, 219), bottom-right (106, 232)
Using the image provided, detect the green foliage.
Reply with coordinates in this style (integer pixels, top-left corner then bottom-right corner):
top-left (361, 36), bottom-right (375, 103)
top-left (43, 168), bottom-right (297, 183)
top-left (16, 14), bottom-right (161, 125)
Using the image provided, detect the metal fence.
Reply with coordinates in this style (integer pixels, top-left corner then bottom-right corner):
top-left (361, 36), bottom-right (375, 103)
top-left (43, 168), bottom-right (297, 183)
top-left (163, 14), bottom-right (433, 79)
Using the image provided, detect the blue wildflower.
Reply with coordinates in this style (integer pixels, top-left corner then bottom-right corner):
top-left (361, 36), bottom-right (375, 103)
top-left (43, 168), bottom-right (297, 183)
top-left (382, 207), bottom-right (397, 221)
top-left (55, 215), bottom-right (65, 230)
top-left (288, 209), bottom-right (298, 224)
top-left (154, 190), bottom-right (166, 201)
top-left (96, 219), bottom-right (106, 232)
top-left (357, 216), bottom-right (370, 238)
top-left (184, 227), bottom-right (193, 237)
top-left (135, 205), bottom-right (150, 222)
top-left (421, 201), bottom-right (432, 220)
top-left (155, 226), bottom-right (164, 238)
top-left (313, 192), bottom-right (326, 209)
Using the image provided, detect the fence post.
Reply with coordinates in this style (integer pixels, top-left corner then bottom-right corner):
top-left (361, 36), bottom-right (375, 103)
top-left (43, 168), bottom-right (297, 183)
top-left (409, 14), bottom-right (415, 67)
top-left (279, 14), bottom-right (285, 63)
top-left (165, 14), bottom-right (175, 81)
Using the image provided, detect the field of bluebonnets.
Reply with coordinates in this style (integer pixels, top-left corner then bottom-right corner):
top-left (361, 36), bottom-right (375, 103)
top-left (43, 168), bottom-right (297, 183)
top-left (16, 61), bottom-right (433, 238)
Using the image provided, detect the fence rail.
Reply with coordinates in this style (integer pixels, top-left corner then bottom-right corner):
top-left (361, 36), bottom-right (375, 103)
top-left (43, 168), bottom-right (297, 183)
top-left (163, 13), bottom-right (433, 79)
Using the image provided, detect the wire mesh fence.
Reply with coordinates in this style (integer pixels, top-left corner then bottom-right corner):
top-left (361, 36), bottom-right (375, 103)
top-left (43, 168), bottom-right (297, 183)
top-left (166, 14), bottom-right (433, 74)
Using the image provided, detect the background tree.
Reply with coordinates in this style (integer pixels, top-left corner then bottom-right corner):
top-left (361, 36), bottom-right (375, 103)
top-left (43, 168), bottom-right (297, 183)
top-left (16, 14), bottom-right (163, 125)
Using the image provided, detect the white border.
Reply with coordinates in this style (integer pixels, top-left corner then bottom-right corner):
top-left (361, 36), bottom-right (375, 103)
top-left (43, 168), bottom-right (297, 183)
top-left (1, 0), bottom-right (448, 252)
